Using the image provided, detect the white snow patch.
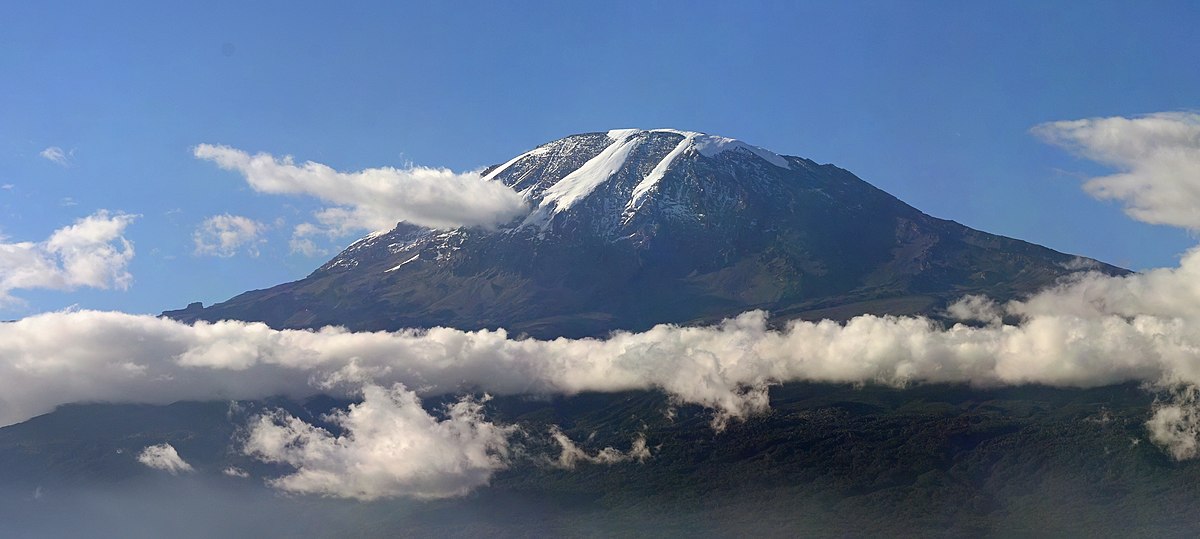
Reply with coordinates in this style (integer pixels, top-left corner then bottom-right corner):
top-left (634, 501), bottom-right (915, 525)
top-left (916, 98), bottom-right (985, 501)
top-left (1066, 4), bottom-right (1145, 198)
top-left (529, 130), bottom-right (643, 222)
top-left (384, 254), bottom-right (420, 273)
top-left (345, 229), bottom-right (392, 251)
top-left (606, 128), bottom-right (641, 141)
top-left (646, 128), bottom-right (704, 138)
top-left (627, 132), bottom-right (697, 211)
top-left (693, 135), bottom-right (790, 169)
top-left (481, 146), bottom-right (551, 182)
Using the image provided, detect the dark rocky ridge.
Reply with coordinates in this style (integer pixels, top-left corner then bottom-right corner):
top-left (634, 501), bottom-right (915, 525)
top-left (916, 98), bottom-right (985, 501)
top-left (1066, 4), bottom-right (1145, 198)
top-left (166, 129), bottom-right (1124, 338)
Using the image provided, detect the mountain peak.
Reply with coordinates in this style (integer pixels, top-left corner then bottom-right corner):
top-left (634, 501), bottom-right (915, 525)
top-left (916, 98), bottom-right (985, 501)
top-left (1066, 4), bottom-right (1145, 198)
top-left (482, 129), bottom-right (798, 232)
top-left (167, 128), bottom-right (1124, 339)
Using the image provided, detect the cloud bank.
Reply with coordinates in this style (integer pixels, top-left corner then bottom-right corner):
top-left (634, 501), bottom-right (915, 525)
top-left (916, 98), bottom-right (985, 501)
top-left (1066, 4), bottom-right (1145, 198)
top-left (0, 210), bottom-right (137, 304)
top-left (192, 144), bottom-right (528, 242)
top-left (0, 294), bottom-right (1198, 466)
top-left (193, 214), bottom-right (266, 257)
top-left (0, 303), bottom-right (1180, 428)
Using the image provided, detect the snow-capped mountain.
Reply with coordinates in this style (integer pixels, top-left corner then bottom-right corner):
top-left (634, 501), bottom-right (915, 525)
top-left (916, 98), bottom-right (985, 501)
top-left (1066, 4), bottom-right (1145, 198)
top-left (167, 129), bottom-right (1123, 338)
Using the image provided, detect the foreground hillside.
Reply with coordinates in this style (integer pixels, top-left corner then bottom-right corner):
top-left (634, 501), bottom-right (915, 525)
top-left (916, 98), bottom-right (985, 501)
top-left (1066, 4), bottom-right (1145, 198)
top-left (3, 383), bottom-right (1196, 537)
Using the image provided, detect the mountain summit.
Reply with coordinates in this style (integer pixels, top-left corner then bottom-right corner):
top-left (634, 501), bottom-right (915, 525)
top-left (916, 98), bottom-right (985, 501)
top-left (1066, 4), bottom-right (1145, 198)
top-left (168, 129), bottom-right (1122, 337)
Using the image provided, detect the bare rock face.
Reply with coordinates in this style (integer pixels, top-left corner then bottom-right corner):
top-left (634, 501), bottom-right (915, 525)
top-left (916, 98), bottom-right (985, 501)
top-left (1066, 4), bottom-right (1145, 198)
top-left (166, 129), bottom-right (1122, 338)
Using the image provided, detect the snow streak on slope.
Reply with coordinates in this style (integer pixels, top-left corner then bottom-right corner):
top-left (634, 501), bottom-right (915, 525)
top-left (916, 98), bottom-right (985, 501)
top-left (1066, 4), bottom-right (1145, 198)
top-left (510, 128), bottom-right (799, 231)
top-left (693, 135), bottom-right (791, 169)
top-left (627, 132), bottom-right (698, 213)
top-left (523, 129), bottom-right (643, 226)
top-left (384, 254), bottom-right (419, 273)
top-left (481, 146), bottom-right (552, 182)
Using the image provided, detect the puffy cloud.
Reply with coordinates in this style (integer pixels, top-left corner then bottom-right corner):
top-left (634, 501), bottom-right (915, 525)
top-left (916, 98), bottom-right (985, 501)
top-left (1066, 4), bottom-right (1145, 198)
top-left (243, 384), bottom-right (512, 500)
top-left (137, 443), bottom-right (194, 474)
top-left (192, 144), bottom-right (527, 236)
top-left (1146, 385), bottom-right (1200, 461)
top-left (1032, 112), bottom-right (1200, 230)
top-left (0, 211), bottom-right (137, 304)
top-left (39, 147), bottom-right (71, 167)
top-left (193, 214), bottom-right (267, 257)
top-left (1009, 245), bottom-right (1200, 321)
top-left (946, 295), bottom-right (1003, 326)
top-left (1011, 245), bottom-right (1200, 460)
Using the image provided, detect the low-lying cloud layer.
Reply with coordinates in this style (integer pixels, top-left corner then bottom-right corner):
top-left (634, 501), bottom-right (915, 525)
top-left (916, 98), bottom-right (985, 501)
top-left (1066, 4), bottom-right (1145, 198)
top-left (0, 288), bottom-right (1194, 427)
top-left (192, 144), bottom-right (528, 242)
top-left (0, 210), bottom-right (136, 305)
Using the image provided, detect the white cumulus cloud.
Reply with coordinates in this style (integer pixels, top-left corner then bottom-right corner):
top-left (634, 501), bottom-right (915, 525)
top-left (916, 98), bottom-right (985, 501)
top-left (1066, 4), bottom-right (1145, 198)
top-left (193, 214), bottom-right (267, 257)
top-left (1032, 111), bottom-right (1200, 230)
top-left (1146, 384), bottom-right (1200, 461)
top-left (192, 144), bottom-right (527, 238)
top-left (137, 443), bottom-right (194, 474)
top-left (0, 210), bottom-right (137, 305)
top-left (244, 384), bottom-right (512, 500)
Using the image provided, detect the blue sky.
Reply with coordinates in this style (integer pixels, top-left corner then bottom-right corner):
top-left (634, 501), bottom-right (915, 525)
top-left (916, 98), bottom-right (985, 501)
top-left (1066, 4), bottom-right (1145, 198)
top-left (1, 0), bottom-right (1198, 315)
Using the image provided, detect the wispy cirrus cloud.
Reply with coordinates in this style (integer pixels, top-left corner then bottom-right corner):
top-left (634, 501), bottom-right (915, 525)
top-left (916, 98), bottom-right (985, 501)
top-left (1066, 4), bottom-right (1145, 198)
top-left (39, 146), bottom-right (72, 167)
top-left (549, 426), bottom-right (650, 469)
top-left (193, 214), bottom-right (267, 258)
top-left (288, 223), bottom-right (331, 257)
